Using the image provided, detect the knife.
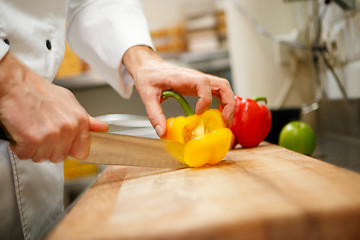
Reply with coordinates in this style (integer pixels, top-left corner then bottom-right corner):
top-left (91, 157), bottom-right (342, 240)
top-left (0, 123), bottom-right (187, 168)
top-left (81, 132), bottom-right (187, 168)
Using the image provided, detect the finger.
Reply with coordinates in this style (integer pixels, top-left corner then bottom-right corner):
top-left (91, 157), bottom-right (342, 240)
top-left (48, 115), bottom-right (94, 163)
top-left (10, 141), bottom-right (37, 160)
top-left (89, 116), bottom-right (109, 132)
top-left (208, 76), bottom-right (236, 126)
top-left (194, 76), bottom-right (212, 115)
top-left (68, 116), bottom-right (91, 160)
top-left (30, 124), bottom-right (64, 162)
top-left (48, 126), bottom-right (75, 163)
top-left (12, 129), bottom-right (55, 162)
top-left (141, 90), bottom-right (167, 137)
top-left (32, 140), bottom-right (55, 162)
top-left (49, 143), bottom-right (71, 163)
top-left (158, 67), bottom-right (211, 97)
top-left (167, 71), bottom-right (212, 114)
top-left (68, 129), bottom-right (90, 160)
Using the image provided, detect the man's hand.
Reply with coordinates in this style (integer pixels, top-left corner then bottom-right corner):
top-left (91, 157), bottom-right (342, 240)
top-left (0, 52), bottom-right (108, 163)
top-left (122, 46), bottom-right (236, 137)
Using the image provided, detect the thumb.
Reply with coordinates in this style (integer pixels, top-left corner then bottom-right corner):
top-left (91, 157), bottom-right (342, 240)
top-left (89, 116), bottom-right (109, 132)
top-left (143, 95), bottom-right (167, 137)
top-left (152, 115), bottom-right (167, 138)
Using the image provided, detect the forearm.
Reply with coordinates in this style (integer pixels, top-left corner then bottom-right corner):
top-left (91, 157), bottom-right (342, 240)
top-left (0, 51), bottom-right (28, 99)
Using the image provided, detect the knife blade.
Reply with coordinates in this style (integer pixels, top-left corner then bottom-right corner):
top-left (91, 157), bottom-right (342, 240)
top-left (80, 132), bottom-right (187, 168)
top-left (0, 122), bottom-right (187, 168)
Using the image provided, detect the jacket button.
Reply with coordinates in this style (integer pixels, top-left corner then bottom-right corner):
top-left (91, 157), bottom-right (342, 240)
top-left (3, 38), bottom-right (9, 45)
top-left (46, 40), bottom-right (52, 50)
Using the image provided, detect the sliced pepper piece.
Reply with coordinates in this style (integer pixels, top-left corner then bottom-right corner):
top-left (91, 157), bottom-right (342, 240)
top-left (161, 91), bottom-right (232, 167)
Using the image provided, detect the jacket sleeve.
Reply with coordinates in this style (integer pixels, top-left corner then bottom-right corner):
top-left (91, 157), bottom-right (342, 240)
top-left (66, 0), bottom-right (154, 98)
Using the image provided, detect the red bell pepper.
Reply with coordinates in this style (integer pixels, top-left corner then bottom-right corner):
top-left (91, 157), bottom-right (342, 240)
top-left (223, 96), bottom-right (272, 148)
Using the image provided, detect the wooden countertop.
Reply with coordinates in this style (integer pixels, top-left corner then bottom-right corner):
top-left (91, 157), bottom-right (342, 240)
top-left (47, 143), bottom-right (360, 240)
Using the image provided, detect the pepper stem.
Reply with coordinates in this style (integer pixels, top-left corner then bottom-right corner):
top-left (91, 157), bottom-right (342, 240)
top-left (161, 91), bottom-right (194, 116)
top-left (252, 96), bottom-right (267, 105)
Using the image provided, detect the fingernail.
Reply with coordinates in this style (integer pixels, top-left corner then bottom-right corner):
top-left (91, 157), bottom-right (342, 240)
top-left (155, 125), bottom-right (163, 137)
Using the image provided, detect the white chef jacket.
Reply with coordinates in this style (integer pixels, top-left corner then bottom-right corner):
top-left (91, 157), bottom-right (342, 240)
top-left (0, 0), bottom-right (154, 239)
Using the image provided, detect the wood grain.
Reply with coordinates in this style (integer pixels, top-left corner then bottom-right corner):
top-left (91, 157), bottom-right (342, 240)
top-left (47, 143), bottom-right (360, 240)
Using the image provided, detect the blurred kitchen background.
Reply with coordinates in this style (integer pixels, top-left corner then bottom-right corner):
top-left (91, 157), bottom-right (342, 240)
top-left (54, 0), bottom-right (360, 205)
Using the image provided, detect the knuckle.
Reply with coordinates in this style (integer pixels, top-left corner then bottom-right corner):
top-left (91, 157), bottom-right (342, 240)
top-left (61, 124), bottom-right (73, 136)
top-left (43, 128), bottom-right (60, 143)
top-left (147, 114), bottom-right (158, 126)
top-left (64, 112), bottom-right (88, 136)
top-left (199, 76), bottom-right (210, 85)
top-left (70, 137), bottom-right (90, 160)
top-left (223, 79), bottom-right (231, 88)
top-left (202, 94), bottom-right (212, 102)
top-left (60, 122), bottom-right (75, 138)
top-left (217, 77), bottom-right (230, 88)
top-left (28, 134), bottom-right (44, 148)
top-left (18, 131), bottom-right (44, 149)
top-left (76, 112), bottom-right (89, 128)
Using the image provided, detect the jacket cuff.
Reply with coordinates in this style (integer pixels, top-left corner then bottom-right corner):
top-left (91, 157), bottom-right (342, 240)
top-left (0, 40), bottom-right (9, 61)
top-left (66, 0), bottom-right (155, 99)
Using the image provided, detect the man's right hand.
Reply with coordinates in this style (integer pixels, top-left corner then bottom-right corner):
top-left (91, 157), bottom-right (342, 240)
top-left (0, 52), bottom-right (108, 163)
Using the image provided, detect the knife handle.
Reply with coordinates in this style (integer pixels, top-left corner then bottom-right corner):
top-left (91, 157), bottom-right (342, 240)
top-left (0, 120), bottom-right (15, 143)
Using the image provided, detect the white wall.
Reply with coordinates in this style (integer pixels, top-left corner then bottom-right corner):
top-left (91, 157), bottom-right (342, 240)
top-left (142, 0), bottom-right (360, 104)
top-left (141, 0), bottom-right (185, 31)
top-left (225, 0), bottom-right (325, 109)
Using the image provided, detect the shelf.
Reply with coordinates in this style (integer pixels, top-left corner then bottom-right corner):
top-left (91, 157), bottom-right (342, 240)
top-left (53, 71), bottom-right (107, 90)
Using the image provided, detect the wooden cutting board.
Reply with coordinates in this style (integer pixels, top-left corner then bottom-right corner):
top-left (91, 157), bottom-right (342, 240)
top-left (47, 143), bottom-right (360, 240)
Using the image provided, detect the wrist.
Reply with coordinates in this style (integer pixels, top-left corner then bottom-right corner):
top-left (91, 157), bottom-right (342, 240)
top-left (0, 52), bottom-right (35, 99)
top-left (122, 45), bottom-right (161, 78)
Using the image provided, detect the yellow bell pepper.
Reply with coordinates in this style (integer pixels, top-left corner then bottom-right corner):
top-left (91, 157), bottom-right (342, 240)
top-left (161, 91), bottom-right (232, 167)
